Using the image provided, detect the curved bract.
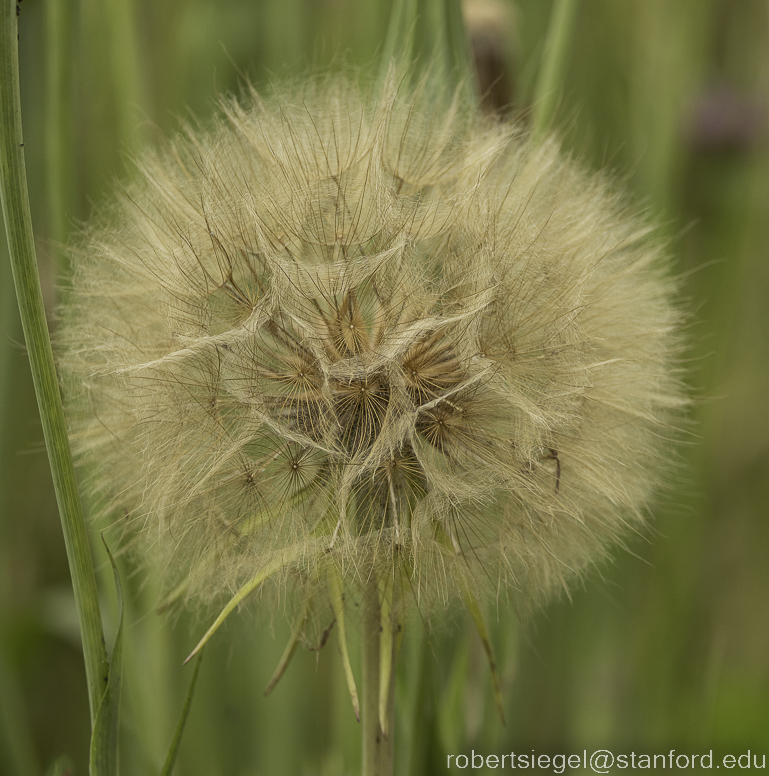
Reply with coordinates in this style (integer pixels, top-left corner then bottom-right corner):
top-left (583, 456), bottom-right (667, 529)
top-left (58, 73), bottom-right (684, 619)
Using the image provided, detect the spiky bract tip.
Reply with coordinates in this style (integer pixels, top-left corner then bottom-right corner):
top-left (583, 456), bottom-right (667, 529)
top-left (58, 71), bottom-right (685, 621)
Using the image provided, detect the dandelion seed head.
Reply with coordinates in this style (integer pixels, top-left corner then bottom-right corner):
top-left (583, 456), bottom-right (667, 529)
top-left (58, 72), bottom-right (685, 615)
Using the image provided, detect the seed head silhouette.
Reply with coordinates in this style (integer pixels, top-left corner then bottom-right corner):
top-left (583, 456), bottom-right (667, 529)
top-left (59, 74), bottom-right (684, 626)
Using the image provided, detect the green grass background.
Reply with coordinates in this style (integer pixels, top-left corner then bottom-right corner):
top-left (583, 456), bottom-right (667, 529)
top-left (1, 0), bottom-right (768, 773)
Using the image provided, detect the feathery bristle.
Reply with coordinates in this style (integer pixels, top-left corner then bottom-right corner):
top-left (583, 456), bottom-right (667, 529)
top-left (57, 72), bottom-right (685, 616)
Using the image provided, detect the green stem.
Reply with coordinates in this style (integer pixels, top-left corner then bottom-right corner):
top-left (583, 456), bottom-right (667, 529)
top-left (44, 0), bottom-right (72, 253)
top-left (443, 0), bottom-right (476, 98)
top-left (380, 0), bottom-right (413, 75)
top-left (105, 0), bottom-right (142, 152)
top-left (407, 632), bottom-right (434, 776)
top-left (531, 0), bottom-right (579, 139)
top-left (378, 0), bottom-right (477, 105)
top-left (361, 575), bottom-right (395, 776)
top-left (0, 1), bottom-right (108, 725)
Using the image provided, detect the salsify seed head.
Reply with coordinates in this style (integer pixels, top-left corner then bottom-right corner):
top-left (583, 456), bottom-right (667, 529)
top-left (58, 73), bottom-right (685, 617)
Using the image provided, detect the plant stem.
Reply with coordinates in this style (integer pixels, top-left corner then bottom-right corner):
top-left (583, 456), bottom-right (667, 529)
top-left (531, 0), bottom-right (579, 139)
top-left (361, 574), bottom-right (395, 776)
top-left (0, 1), bottom-right (108, 724)
top-left (378, 0), bottom-right (477, 105)
top-left (44, 0), bottom-right (72, 253)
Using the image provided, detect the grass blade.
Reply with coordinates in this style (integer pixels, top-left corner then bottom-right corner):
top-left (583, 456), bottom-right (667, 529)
top-left (159, 653), bottom-right (203, 776)
top-left (264, 599), bottom-right (309, 697)
top-left (184, 551), bottom-right (299, 664)
top-left (378, 572), bottom-right (394, 737)
top-left (328, 566), bottom-right (360, 721)
top-left (463, 587), bottom-right (505, 725)
top-left (0, 0), bottom-right (108, 724)
top-left (89, 540), bottom-right (124, 776)
top-left (531, 0), bottom-right (579, 138)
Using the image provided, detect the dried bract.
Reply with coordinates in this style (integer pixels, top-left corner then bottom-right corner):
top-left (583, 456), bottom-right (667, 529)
top-left (58, 74), bottom-right (684, 616)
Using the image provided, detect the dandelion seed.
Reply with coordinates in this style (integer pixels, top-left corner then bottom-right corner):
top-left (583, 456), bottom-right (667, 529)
top-left (58, 71), bottom-right (684, 626)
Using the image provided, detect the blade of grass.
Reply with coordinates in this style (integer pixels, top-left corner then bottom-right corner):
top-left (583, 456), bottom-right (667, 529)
top-left (160, 652), bottom-right (203, 776)
top-left (0, 234), bottom-right (38, 776)
top-left (0, 0), bottom-right (108, 724)
top-left (406, 632), bottom-right (433, 776)
top-left (531, 0), bottom-right (579, 139)
top-left (378, 571), bottom-right (394, 737)
top-left (432, 521), bottom-right (506, 724)
top-left (463, 587), bottom-right (505, 725)
top-left (89, 540), bottom-right (124, 776)
top-left (361, 572), bottom-right (394, 776)
top-left (437, 632), bottom-right (469, 755)
top-left (44, 0), bottom-right (72, 252)
top-left (378, 0), bottom-right (477, 104)
top-left (442, 0), bottom-right (477, 102)
top-left (264, 598), bottom-right (309, 697)
top-left (184, 551), bottom-right (298, 664)
top-left (380, 0), bottom-right (415, 78)
top-left (328, 565), bottom-right (360, 721)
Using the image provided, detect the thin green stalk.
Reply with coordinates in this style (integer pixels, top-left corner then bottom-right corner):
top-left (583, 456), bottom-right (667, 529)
top-left (44, 0), bottom-right (72, 253)
top-left (443, 0), bottom-right (476, 97)
top-left (531, 0), bottom-right (579, 139)
top-left (361, 574), bottom-right (395, 776)
top-left (380, 0), bottom-right (415, 78)
top-left (407, 633), bottom-right (434, 776)
top-left (105, 0), bottom-right (142, 152)
top-left (78, 0), bottom-right (143, 195)
top-left (0, 2), bottom-right (108, 724)
top-left (378, 0), bottom-right (477, 105)
top-left (0, 212), bottom-right (16, 515)
top-left (160, 653), bottom-right (203, 776)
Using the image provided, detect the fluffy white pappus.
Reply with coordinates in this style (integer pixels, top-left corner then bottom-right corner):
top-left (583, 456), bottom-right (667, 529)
top-left (57, 72), bottom-right (685, 618)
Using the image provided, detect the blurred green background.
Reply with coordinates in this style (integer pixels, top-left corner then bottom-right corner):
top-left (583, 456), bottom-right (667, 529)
top-left (1, 0), bottom-right (768, 773)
